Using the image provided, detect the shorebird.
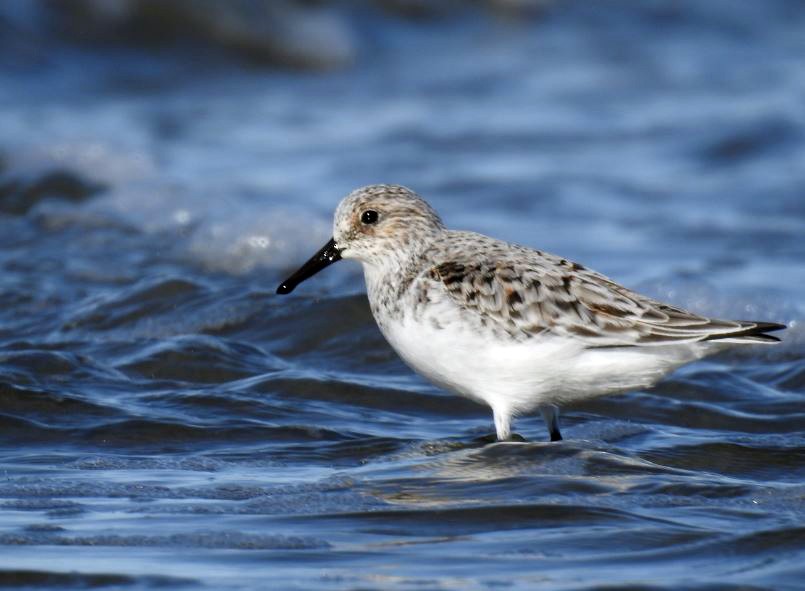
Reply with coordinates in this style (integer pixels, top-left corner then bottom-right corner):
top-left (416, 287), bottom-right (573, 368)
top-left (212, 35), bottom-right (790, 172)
top-left (277, 185), bottom-right (785, 442)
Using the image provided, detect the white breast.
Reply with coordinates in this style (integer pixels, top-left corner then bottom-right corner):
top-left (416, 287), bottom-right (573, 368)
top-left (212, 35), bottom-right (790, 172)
top-left (377, 310), bottom-right (705, 414)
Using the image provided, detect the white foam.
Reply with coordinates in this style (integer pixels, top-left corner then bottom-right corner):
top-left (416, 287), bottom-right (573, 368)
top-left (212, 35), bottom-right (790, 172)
top-left (5, 136), bottom-right (333, 274)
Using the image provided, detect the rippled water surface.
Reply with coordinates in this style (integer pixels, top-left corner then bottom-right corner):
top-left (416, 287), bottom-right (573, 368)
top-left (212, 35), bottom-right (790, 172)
top-left (1, 2), bottom-right (804, 589)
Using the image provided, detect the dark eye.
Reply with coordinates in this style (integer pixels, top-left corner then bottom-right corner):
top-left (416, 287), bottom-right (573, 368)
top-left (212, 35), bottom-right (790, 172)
top-left (361, 210), bottom-right (379, 225)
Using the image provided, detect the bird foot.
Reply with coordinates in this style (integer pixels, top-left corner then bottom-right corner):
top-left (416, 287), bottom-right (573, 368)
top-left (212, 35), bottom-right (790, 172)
top-left (472, 432), bottom-right (527, 444)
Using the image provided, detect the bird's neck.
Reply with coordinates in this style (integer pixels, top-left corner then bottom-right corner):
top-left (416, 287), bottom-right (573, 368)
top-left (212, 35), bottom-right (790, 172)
top-left (362, 238), bottom-right (436, 323)
top-left (363, 252), bottom-right (420, 294)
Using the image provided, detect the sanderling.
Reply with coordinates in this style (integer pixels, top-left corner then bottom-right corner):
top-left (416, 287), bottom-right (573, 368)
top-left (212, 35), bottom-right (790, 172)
top-left (277, 185), bottom-right (785, 442)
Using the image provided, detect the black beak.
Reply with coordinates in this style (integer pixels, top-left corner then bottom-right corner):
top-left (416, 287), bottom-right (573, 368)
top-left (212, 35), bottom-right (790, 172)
top-left (276, 238), bottom-right (342, 294)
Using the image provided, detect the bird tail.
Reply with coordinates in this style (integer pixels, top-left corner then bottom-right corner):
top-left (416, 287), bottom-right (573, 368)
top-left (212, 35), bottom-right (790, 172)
top-left (703, 321), bottom-right (787, 344)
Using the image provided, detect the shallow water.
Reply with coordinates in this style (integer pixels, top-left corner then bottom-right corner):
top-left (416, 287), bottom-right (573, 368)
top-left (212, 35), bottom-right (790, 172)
top-left (1, 1), bottom-right (804, 589)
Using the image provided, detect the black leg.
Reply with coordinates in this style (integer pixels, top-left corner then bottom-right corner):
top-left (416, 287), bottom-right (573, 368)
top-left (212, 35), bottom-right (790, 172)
top-left (540, 404), bottom-right (563, 442)
top-left (549, 425), bottom-right (563, 442)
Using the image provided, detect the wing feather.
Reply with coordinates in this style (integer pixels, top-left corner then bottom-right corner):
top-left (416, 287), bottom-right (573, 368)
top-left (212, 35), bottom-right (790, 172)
top-left (424, 247), bottom-right (783, 346)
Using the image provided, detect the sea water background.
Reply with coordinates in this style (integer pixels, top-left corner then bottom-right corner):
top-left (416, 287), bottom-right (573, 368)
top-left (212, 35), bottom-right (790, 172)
top-left (0, 1), bottom-right (804, 589)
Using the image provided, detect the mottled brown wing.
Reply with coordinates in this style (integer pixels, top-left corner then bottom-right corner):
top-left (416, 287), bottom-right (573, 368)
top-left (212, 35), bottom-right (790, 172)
top-left (428, 258), bottom-right (776, 346)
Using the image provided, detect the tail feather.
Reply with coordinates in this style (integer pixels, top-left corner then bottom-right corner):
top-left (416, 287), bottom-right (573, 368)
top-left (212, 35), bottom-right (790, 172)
top-left (703, 321), bottom-right (786, 344)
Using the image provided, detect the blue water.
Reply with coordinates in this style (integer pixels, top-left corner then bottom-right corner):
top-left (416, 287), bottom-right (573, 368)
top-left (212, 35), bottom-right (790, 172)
top-left (0, 1), bottom-right (804, 589)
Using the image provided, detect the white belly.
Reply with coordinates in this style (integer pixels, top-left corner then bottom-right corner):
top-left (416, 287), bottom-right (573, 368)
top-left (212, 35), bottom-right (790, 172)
top-left (379, 315), bottom-right (705, 414)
